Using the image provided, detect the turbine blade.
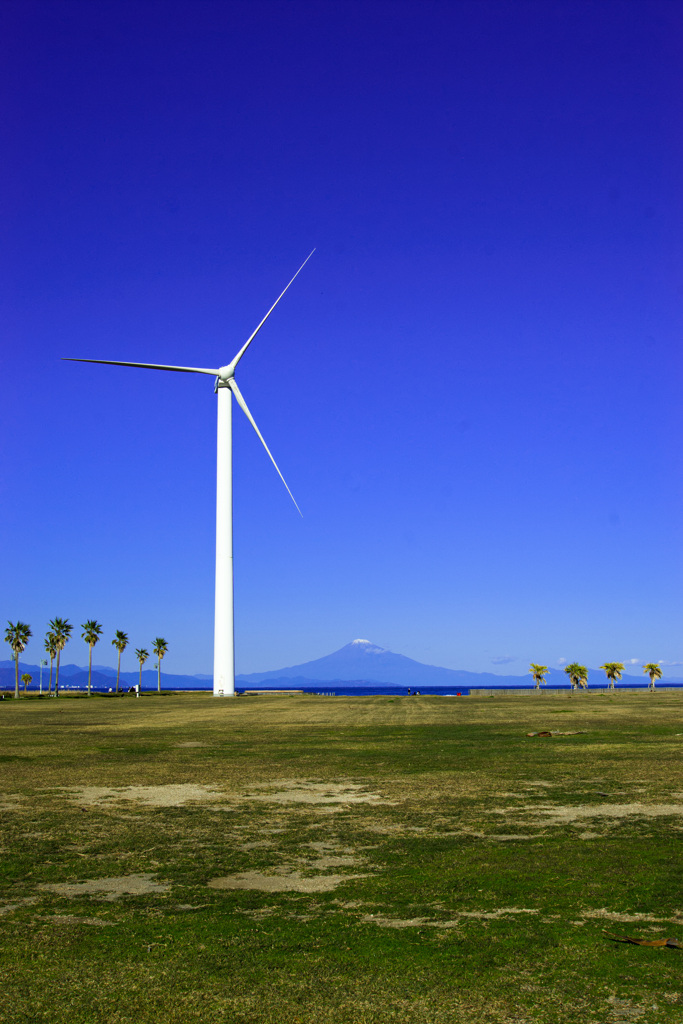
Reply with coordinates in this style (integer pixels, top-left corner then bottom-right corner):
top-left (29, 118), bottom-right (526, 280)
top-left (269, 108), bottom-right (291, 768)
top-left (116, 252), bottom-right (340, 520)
top-left (62, 358), bottom-right (219, 374)
top-left (228, 378), bottom-right (302, 516)
top-left (227, 250), bottom-right (315, 372)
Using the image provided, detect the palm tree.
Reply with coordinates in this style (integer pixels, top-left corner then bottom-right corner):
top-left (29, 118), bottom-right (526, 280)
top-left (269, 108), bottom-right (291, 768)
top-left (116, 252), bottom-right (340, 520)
top-left (152, 638), bottom-right (168, 693)
top-left (529, 664), bottom-right (549, 690)
top-left (81, 620), bottom-right (103, 697)
top-left (45, 631), bottom-right (57, 694)
top-left (643, 662), bottom-right (662, 691)
top-left (21, 673), bottom-right (32, 694)
top-left (135, 648), bottom-right (149, 694)
top-left (5, 622), bottom-right (32, 699)
top-left (112, 630), bottom-right (129, 695)
top-left (600, 662), bottom-right (624, 690)
top-left (564, 662), bottom-right (588, 691)
top-left (49, 618), bottom-right (73, 698)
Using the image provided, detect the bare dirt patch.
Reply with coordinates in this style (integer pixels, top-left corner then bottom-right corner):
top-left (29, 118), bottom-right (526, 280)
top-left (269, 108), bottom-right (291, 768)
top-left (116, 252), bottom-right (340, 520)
top-left (534, 802), bottom-right (683, 824)
top-left (458, 907), bottom-right (539, 920)
top-left (0, 794), bottom-right (24, 811)
top-left (246, 781), bottom-right (388, 806)
top-left (607, 996), bottom-right (651, 1022)
top-left (358, 917), bottom-right (454, 933)
top-left (307, 840), bottom-right (356, 854)
top-left (208, 868), bottom-right (366, 893)
top-left (39, 873), bottom-right (170, 900)
top-left (63, 779), bottom-right (390, 811)
top-left (361, 907), bottom-right (539, 929)
top-left (360, 914), bottom-right (458, 929)
top-left (65, 784), bottom-right (226, 807)
top-left (582, 908), bottom-right (683, 925)
top-left (0, 897), bottom-right (38, 915)
top-left (307, 855), bottom-right (360, 868)
top-left (488, 834), bottom-right (537, 841)
top-left (41, 914), bottom-right (118, 926)
top-left (493, 800), bottom-right (683, 828)
top-left (175, 741), bottom-right (206, 748)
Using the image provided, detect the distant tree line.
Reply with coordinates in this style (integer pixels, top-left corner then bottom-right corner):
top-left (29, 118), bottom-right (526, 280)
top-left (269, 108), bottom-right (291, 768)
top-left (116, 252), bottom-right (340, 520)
top-left (529, 661), bottom-right (664, 692)
top-left (4, 620), bottom-right (168, 698)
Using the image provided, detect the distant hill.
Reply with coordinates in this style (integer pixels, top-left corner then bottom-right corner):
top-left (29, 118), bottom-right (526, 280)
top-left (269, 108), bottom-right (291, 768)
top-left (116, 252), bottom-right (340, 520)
top-left (235, 639), bottom-right (677, 689)
top-left (0, 660), bottom-right (207, 691)
top-left (2, 643), bottom-right (679, 692)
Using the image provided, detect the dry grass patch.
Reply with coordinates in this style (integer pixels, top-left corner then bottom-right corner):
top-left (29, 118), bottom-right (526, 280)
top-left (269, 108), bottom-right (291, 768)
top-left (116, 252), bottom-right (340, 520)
top-left (246, 780), bottom-right (388, 805)
top-left (40, 914), bottom-right (118, 926)
top-left (518, 802), bottom-right (683, 825)
top-left (65, 784), bottom-right (226, 807)
top-left (0, 896), bottom-right (38, 915)
top-left (208, 868), bottom-right (366, 893)
top-left (39, 873), bottom-right (170, 900)
top-left (582, 909), bottom-right (683, 925)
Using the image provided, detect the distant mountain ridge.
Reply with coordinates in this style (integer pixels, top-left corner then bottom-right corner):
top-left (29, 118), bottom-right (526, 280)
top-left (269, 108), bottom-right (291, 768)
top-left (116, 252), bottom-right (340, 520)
top-left (0, 661), bottom-right (205, 691)
top-left (2, 642), bottom-right (678, 691)
top-left (234, 639), bottom-right (674, 688)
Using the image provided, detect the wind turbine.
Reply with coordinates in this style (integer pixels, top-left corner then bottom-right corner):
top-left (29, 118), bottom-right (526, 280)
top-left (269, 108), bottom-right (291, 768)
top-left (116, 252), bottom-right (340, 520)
top-left (64, 251), bottom-right (314, 696)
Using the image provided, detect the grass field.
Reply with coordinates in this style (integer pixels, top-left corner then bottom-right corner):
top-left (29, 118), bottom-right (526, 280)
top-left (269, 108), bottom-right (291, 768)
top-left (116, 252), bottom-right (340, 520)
top-left (1, 690), bottom-right (682, 1023)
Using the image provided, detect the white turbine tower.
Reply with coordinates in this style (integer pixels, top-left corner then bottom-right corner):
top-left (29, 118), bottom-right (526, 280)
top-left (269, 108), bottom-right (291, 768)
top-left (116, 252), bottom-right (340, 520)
top-left (64, 251), bottom-right (314, 697)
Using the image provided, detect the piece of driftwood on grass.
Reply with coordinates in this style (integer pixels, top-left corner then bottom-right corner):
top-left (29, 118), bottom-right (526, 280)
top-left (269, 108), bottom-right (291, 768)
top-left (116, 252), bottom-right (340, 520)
top-left (526, 731), bottom-right (587, 737)
top-left (606, 932), bottom-right (682, 949)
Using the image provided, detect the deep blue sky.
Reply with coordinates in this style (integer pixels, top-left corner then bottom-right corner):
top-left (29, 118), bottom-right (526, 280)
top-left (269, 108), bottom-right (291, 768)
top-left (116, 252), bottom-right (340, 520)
top-left (2, 0), bottom-right (681, 677)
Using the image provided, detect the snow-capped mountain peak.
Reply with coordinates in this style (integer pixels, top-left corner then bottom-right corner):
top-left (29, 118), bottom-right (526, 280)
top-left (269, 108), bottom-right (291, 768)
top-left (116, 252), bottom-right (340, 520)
top-left (349, 639), bottom-right (386, 653)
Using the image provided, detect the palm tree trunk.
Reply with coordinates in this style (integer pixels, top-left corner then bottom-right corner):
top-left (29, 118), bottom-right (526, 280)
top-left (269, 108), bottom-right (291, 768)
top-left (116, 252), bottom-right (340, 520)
top-left (88, 645), bottom-right (92, 696)
top-left (14, 652), bottom-right (19, 699)
top-left (55, 649), bottom-right (61, 697)
top-left (116, 649), bottom-right (121, 694)
top-left (157, 659), bottom-right (161, 693)
top-left (48, 656), bottom-right (54, 694)
top-left (139, 662), bottom-right (143, 694)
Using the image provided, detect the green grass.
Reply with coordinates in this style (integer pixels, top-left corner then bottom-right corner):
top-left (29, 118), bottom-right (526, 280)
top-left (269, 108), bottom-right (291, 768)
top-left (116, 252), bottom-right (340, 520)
top-left (1, 691), bottom-right (682, 1022)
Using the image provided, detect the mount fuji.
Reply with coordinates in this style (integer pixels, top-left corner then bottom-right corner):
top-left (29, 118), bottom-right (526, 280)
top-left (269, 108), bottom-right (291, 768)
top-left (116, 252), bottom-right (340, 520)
top-left (236, 639), bottom-right (553, 689)
top-left (3, 643), bottom-right (671, 694)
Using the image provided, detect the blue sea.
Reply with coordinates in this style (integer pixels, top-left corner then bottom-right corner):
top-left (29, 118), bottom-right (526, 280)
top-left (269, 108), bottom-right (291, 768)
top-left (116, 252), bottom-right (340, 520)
top-left (46, 681), bottom-right (683, 696)
top-left (236, 682), bottom-right (683, 696)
